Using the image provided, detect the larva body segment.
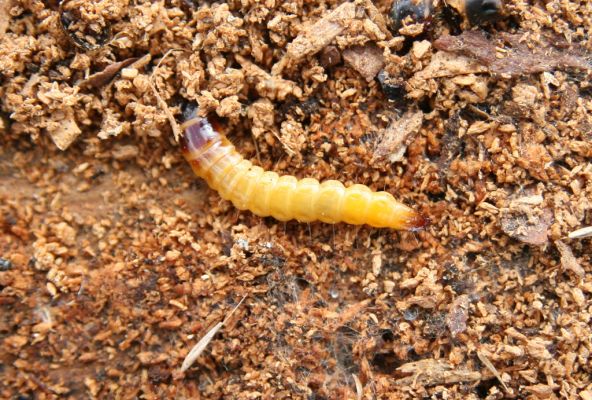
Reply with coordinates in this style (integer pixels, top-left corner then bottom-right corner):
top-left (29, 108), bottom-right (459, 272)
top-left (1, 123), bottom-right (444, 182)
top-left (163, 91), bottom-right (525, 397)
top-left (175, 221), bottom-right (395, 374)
top-left (181, 116), bottom-right (427, 231)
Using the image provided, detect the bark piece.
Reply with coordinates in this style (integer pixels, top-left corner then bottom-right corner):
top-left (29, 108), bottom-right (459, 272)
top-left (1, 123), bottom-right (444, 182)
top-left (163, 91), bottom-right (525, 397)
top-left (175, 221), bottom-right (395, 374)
top-left (500, 197), bottom-right (553, 246)
top-left (434, 31), bottom-right (591, 77)
top-left (372, 111), bottom-right (423, 163)
top-left (396, 359), bottom-right (482, 386)
top-left (272, 2), bottom-right (356, 75)
top-left (555, 241), bottom-right (585, 277)
top-left (342, 44), bottom-right (385, 82)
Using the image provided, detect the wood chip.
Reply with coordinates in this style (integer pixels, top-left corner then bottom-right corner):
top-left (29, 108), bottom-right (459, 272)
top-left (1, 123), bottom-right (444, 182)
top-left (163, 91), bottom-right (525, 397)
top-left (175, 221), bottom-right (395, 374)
top-left (111, 144), bottom-right (139, 161)
top-left (237, 55), bottom-right (302, 100)
top-left (271, 2), bottom-right (356, 75)
top-left (500, 203), bottom-right (553, 246)
top-left (395, 359), bottom-right (481, 386)
top-left (78, 57), bottom-right (141, 89)
top-left (47, 112), bottom-right (82, 151)
top-left (372, 111), bottom-right (423, 163)
top-left (555, 241), bottom-right (585, 277)
top-left (434, 31), bottom-right (591, 77)
top-left (342, 44), bottom-right (385, 82)
top-left (447, 295), bottom-right (469, 336)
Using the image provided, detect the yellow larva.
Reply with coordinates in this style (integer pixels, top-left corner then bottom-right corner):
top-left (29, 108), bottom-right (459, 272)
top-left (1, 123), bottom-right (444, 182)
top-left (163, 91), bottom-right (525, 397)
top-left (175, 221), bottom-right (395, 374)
top-left (181, 116), bottom-right (427, 230)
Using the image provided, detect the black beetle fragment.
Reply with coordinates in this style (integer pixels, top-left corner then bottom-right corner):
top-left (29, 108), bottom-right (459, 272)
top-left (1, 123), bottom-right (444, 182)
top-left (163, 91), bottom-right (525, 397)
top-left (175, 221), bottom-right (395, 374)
top-left (447, 0), bottom-right (505, 26)
top-left (464, 0), bottom-right (504, 25)
top-left (389, 0), bottom-right (433, 32)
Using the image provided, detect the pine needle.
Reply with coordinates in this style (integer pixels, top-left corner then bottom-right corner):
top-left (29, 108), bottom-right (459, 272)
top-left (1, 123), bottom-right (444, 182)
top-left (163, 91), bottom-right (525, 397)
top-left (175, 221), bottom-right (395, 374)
top-left (477, 350), bottom-right (510, 394)
top-left (180, 295), bottom-right (247, 372)
top-left (568, 226), bottom-right (592, 239)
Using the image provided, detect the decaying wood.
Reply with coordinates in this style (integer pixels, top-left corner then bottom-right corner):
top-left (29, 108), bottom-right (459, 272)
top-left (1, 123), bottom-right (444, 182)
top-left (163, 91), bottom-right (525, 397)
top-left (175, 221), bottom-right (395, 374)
top-left (434, 31), bottom-right (592, 77)
top-left (395, 359), bottom-right (482, 386)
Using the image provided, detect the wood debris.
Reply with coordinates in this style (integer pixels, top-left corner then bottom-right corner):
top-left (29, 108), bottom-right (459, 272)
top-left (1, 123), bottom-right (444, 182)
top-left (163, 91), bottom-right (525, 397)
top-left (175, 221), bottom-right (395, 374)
top-left (1, 0), bottom-right (592, 398)
top-left (47, 111), bottom-right (82, 151)
top-left (180, 295), bottom-right (246, 372)
top-left (568, 226), bottom-right (592, 240)
top-left (272, 2), bottom-right (356, 75)
top-left (372, 111), bottom-right (423, 163)
top-left (342, 44), bottom-right (385, 82)
top-left (446, 294), bottom-right (469, 337)
top-left (477, 350), bottom-right (510, 393)
top-left (77, 57), bottom-right (141, 89)
top-left (237, 55), bottom-right (302, 101)
top-left (499, 197), bottom-right (554, 245)
top-left (434, 31), bottom-right (592, 77)
top-left (395, 359), bottom-right (482, 386)
top-left (555, 241), bottom-right (585, 277)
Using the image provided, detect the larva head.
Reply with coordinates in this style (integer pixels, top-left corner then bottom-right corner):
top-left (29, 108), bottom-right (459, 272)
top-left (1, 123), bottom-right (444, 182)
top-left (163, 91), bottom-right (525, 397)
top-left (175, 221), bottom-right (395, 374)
top-left (180, 117), bottom-right (219, 155)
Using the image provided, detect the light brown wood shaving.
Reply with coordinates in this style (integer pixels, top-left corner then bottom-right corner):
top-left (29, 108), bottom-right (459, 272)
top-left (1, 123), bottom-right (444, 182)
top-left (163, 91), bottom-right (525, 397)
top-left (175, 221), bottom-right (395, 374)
top-left (555, 241), bottom-right (585, 277)
top-left (271, 2), bottom-right (356, 75)
top-left (342, 44), bottom-right (385, 82)
top-left (372, 111), bottom-right (424, 164)
top-left (236, 55), bottom-right (302, 101)
top-left (395, 359), bottom-right (482, 386)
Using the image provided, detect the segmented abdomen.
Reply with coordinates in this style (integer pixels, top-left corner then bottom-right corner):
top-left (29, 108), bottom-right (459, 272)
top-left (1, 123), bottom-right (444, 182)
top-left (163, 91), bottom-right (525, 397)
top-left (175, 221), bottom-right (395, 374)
top-left (181, 116), bottom-right (426, 230)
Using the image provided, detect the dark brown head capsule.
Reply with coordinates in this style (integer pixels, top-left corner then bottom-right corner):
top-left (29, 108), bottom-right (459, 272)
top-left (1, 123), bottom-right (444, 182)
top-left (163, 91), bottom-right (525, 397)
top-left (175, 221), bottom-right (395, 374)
top-left (389, 0), bottom-right (433, 32)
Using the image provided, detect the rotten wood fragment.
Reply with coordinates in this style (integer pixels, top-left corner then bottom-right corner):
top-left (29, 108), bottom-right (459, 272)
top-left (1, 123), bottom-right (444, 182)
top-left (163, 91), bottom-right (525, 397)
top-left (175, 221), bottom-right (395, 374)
top-left (343, 44), bottom-right (385, 82)
top-left (395, 359), bottom-right (482, 386)
top-left (237, 55), bottom-right (302, 101)
top-left (555, 241), bottom-right (585, 277)
top-left (361, 0), bottom-right (393, 41)
top-left (271, 2), bottom-right (356, 75)
top-left (434, 31), bottom-right (591, 77)
top-left (372, 111), bottom-right (423, 163)
top-left (499, 197), bottom-right (553, 246)
top-left (111, 144), bottom-right (139, 161)
top-left (446, 294), bottom-right (469, 337)
top-left (47, 111), bottom-right (81, 151)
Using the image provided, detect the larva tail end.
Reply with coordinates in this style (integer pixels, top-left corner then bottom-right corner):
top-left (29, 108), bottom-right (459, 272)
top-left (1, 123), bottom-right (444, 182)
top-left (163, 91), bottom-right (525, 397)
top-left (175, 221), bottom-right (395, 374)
top-left (403, 212), bottom-right (429, 232)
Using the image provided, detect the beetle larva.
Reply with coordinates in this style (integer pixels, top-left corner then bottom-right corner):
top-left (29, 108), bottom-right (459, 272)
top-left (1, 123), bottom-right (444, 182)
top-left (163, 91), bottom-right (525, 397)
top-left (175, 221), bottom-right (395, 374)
top-left (180, 115), bottom-right (427, 230)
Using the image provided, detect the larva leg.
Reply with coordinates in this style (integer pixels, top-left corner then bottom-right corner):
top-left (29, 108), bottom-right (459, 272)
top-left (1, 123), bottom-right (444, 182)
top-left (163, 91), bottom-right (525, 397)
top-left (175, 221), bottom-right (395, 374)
top-left (181, 115), bottom-right (427, 231)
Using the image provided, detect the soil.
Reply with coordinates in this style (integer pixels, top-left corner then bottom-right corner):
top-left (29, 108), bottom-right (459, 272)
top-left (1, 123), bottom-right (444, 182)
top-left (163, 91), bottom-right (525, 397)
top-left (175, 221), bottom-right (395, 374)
top-left (1, 0), bottom-right (591, 399)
